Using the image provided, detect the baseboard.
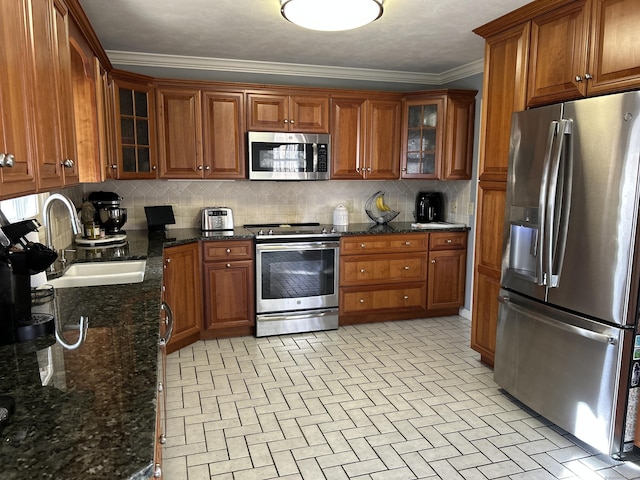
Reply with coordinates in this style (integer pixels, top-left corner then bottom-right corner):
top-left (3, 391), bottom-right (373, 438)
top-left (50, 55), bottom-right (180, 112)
top-left (458, 307), bottom-right (471, 320)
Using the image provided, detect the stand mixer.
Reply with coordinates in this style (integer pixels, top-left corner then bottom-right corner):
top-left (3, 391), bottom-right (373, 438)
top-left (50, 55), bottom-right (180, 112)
top-left (86, 191), bottom-right (127, 235)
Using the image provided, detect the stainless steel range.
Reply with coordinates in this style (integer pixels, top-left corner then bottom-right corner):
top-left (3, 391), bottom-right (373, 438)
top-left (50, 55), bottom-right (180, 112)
top-left (244, 223), bottom-right (340, 337)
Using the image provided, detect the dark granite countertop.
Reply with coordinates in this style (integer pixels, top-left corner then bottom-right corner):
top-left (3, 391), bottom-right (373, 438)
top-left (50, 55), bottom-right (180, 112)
top-left (0, 222), bottom-right (468, 479)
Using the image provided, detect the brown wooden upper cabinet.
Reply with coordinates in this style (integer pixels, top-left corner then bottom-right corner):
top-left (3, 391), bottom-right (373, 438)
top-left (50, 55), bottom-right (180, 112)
top-left (247, 92), bottom-right (329, 133)
top-left (528, 0), bottom-right (640, 106)
top-left (111, 72), bottom-right (157, 179)
top-left (330, 95), bottom-right (401, 180)
top-left (31, 0), bottom-right (79, 191)
top-left (0, 0), bottom-right (37, 199)
top-left (156, 84), bottom-right (246, 179)
top-left (68, 16), bottom-right (114, 184)
top-left (400, 90), bottom-right (476, 180)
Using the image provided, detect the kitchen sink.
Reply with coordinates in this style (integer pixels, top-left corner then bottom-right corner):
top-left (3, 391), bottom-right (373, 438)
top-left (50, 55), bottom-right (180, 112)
top-left (45, 260), bottom-right (147, 289)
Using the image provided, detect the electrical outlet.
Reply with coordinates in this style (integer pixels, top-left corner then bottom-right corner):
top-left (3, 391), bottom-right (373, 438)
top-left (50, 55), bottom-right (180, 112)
top-left (450, 201), bottom-right (457, 214)
top-left (468, 202), bottom-right (475, 215)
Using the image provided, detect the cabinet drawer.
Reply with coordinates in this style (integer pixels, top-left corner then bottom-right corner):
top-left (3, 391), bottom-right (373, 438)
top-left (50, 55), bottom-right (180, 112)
top-left (341, 233), bottom-right (428, 255)
top-left (340, 253), bottom-right (427, 286)
top-left (429, 231), bottom-right (467, 251)
top-left (202, 240), bottom-right (253, 261)
top-left (340, 283), bottom-right (427, 314)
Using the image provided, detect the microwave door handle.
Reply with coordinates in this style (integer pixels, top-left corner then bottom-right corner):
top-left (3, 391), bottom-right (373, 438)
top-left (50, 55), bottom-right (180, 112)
top-left (537, 121), bottom-right (559, 286)
top-left (547, 119), bottom-right (573, 288)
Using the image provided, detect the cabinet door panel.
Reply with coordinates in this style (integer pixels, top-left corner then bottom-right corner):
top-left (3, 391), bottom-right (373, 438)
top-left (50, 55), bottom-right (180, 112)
top-left (479, 23), bottom-right (530, 182)
top-left (341, 253), bottom-right (427, 286)
top-left (471, 182), bottom-right (506, 366)
top-left (112, 77), bottom-right (157, 179)
top-left (30, 0), bottom-right (66, 190)
top-left (428, 249), bottom-right (465, 310)
top-left (157, 88), bottom-right (202, 178)
top-left (588, 0), bottom-right (640, 94)
top-left (247, 94), bottom-right (288, 132)
top-left (0, 0), bottom-right (37, 197)
top-left (340, 283), bottom-right (427, 314)
top-left (203, 260), bottom-right (254, 331)
top-left (527, 1), bottom-right (589, 106)
top-left (290, 95), bottom-right (329, 133)
top-left (330, 97), bottom-right (365, 179)
top-left (366, 99), bottom-right (401, 179)
top-left (163, 243), bottom-right (202, 354)
top-left (203, 91), bottom-right (245, 179)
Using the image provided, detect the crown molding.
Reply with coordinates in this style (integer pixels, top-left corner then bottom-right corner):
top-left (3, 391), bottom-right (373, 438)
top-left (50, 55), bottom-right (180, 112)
top-left (106, 50), bottom-right (483, 86)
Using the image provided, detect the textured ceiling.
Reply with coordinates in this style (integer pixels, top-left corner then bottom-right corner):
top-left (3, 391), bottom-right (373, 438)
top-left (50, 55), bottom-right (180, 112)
top-left (78, 0), bottom-right (531, 89)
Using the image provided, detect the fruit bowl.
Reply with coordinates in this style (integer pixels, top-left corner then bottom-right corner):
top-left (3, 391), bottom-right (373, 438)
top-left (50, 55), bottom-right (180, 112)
top-left (365, 191), bottom-right (399, 224)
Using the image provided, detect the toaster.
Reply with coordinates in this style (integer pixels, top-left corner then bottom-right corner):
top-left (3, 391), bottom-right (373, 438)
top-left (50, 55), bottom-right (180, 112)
top-left (200, 207), bottom-right (234, 231)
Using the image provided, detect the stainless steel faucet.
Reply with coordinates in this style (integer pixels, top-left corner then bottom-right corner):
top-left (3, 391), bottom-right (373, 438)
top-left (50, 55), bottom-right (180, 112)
top-left (42, 193), bottom-right (82, 250)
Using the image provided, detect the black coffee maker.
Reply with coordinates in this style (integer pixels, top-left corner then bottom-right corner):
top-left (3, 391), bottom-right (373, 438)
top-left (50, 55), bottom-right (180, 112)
top-left (0, 220), bottom-right (57, 346)
top-left (415, 192), bottom-right (444, 223)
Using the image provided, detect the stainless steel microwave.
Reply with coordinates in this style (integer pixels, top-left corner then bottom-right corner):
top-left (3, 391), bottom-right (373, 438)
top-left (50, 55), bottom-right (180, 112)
top-left (248, 132), bottom-right (330, 180)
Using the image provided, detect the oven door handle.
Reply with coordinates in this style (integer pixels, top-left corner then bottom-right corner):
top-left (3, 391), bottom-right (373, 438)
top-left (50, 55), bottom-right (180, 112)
top-left (256, 241), bottom-right (340, 252)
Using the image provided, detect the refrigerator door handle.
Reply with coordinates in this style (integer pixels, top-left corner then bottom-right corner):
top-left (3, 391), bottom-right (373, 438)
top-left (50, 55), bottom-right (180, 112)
top-left (546, 119), bottom-right (573, 288)
top-left (537, 121), bottom-right (559, 286)
top-left (498, 295), bottom-right (616, 345)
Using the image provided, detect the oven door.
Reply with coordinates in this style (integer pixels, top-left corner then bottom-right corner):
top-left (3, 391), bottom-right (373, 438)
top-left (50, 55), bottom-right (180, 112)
top-left (255, 241), bottom-right (339, 314)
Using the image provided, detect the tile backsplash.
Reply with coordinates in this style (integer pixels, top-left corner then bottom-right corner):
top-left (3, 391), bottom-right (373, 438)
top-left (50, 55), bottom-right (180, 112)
top-left (89, 179), bottom-right (474, 230)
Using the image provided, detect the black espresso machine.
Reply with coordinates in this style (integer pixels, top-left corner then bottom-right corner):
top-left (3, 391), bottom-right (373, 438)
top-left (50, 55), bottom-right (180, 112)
top-left (0, 219), bottom-right (57, 346)
top-left (415, 191), bottom-right (444, 223)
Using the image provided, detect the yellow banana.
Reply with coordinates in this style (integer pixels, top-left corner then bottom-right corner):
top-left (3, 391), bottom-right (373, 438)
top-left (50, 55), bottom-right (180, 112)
top-left (375, 195), bottom-right (385, 211)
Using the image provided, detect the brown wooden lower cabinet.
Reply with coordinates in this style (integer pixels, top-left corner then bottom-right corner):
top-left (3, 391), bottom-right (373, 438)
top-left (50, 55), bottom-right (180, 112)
top-left (201, 240), bottom-right (255, 338)
top-left (427, 231), bottom-right (468, 312)
top-left (163, 242), bottom-right (202, 354)
top-left (339, 231), bottom-right (467, 325)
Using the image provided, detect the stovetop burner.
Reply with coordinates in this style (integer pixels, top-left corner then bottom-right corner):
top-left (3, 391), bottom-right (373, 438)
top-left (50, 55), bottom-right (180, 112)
top-left (244, 222), bottom-right (339, 240)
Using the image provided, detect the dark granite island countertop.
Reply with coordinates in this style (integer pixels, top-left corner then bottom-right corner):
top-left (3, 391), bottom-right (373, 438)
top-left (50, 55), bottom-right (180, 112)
top-left (0, 224), bottom-right (466, 479)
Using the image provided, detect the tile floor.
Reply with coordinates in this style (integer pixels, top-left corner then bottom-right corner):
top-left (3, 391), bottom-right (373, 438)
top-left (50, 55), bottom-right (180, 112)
top-left (162, 316), bottom-right (640, 479)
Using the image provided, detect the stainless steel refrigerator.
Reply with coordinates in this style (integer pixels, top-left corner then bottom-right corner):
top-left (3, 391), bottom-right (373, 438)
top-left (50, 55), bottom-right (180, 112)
top-left (495, 90), bottom-right (640, 457)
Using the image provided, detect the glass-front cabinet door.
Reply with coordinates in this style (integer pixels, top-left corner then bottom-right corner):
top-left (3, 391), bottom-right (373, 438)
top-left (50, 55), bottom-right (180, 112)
top-left (401, 97), bottom-right (444, 179)
top-left (112, 75), bottom-right (157, 179)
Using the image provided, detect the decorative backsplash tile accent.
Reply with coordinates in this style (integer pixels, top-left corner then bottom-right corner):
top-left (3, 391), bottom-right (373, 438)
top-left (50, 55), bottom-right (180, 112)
top-left (86, 179), bottom-right (474, 230)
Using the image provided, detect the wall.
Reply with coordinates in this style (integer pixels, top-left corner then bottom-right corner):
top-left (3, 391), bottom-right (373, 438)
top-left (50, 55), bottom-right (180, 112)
top-left (89, 178), bottom-right (473, 230)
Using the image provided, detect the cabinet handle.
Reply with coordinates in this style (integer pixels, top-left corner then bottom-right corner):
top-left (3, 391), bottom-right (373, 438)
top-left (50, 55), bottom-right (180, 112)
top-left (205, 165), bottom-right (211, 170)
top-left (165, 258), bottom-right (171, 263)
top-left (405, 241), bottom-right (411, 246)
top-left (152, 165), bottom-right (157, 170)
top-left (367, 167), bottom-right (372, 172)
top-left (446, 239), bottom-right (452, 243)
top-left (226, 263), bottom-right (231, 268)
top-left (290, 119), bottom-right (295, 124)
top-left (584, 73), bottom-right (593, 80)
top-left (198, 165), bottom-right (203, 170)
top-left (360, 243), bottom-right (366, 249)
top-left (159, 434), bottom-right (166, 445)
top-left (283, 119), bottom-right (289, 124)
top-left (359, 299), bottom-right (365, 303)
top-left (431, 259), bottom-right (436, 264)
top-left (401, 167), bottom-right (407, 171)
top-left (153, 464), bottom-right (162, 478)
top-left (226, 248), bottom-right (231, 254)
top-left (404, 266), bottom-right (410, 270)
top-left (158, 382), bottom-right (163, 393)
top-left (403, 295), bottom-right (409, 300)
top-left (159, 302), bottom-right (174, 346)
top-left (0, 153), bottom-right (14, 167)
top-left (111, 164), bottom-right (118, 169)
top-left (61, 158), bottom-right (74, 168)
top-left (360, 268), bottom-right (366, 273)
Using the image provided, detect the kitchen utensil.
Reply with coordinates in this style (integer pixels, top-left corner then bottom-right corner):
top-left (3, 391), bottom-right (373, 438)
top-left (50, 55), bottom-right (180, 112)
top-left (365, 191), bottom-right (399, 224)
top-left (98, 207), bottom-right (127, 234)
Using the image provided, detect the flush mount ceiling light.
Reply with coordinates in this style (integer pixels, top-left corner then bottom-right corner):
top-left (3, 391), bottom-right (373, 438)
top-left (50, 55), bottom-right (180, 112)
top-left (280, 0), bottom-right (383, 32)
